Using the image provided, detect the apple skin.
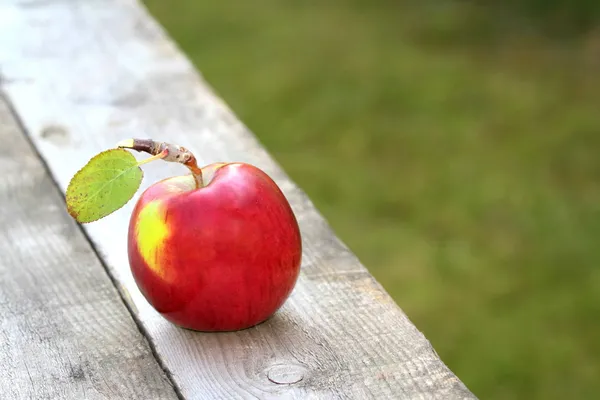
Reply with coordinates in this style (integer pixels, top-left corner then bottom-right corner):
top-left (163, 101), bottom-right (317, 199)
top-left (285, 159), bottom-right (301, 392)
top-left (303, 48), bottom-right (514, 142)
top-left (127, 162), bottom-right (302, 331)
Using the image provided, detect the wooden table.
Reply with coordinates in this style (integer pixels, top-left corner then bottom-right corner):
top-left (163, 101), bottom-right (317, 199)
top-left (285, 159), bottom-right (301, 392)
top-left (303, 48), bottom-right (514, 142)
top-left (0, 1), bottom-right (476, 398)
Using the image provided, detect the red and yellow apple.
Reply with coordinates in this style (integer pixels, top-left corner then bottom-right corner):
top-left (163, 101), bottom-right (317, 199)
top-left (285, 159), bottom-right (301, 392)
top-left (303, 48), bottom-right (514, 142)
top-left (127, 162), bottom-right (302, 331)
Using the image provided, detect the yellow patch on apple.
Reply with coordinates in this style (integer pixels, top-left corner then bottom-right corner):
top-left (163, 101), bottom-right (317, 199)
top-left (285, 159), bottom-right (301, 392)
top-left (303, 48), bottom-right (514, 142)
top-left (135, 200), bottom-right (171, 281)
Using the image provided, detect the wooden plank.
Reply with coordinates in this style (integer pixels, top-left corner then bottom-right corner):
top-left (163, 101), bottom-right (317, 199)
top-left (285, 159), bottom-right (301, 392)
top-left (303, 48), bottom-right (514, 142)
top-left (0, 96), bottom-right (179, 399)
top-left (0, 0), bottom-right (477, 399)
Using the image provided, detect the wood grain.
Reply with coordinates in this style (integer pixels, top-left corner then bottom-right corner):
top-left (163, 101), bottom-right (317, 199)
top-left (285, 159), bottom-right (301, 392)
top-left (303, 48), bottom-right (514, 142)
top-left (0, 96), bottom-right (178, 399)
top-left (0, 0), bottom-right (477, 398)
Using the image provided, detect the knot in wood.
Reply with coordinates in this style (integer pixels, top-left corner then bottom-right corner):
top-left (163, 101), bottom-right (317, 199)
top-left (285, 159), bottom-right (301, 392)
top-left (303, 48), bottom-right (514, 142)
top-left (266, 363), bottom-right (306, 385)
top-left (40, 124), bottom-right (69, 146)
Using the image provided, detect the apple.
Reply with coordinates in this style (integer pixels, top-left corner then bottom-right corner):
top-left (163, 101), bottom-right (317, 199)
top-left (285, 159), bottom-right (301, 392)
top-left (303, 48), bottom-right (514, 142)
top-left (65, 138), bottom-right (302, 332)
top-left (127, 161), bottom-right (302, 331)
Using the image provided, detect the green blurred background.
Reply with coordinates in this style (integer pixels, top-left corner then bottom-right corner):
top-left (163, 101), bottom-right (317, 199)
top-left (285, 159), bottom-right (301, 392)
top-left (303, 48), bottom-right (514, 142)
top-left (142, 1), bottom-right (600, 398)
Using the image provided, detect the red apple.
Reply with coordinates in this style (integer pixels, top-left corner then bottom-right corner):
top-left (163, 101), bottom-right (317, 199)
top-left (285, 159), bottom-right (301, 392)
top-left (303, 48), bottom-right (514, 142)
top-left (127, 162), bottom-right (302, 331)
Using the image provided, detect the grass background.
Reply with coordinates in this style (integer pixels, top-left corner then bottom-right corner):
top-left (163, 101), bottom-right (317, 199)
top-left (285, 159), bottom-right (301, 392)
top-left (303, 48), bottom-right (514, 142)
top-left (142, 1), bottom-right (600, 398)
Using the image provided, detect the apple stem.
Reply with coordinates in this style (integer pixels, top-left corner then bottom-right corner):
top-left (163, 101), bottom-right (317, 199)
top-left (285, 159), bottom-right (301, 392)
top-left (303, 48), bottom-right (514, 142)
top-left (117, 139), bottom-right (204, 188)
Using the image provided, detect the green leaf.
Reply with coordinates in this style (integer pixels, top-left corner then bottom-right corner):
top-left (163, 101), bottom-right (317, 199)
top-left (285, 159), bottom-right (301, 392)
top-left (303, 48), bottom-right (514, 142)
top-left (66, 148), bottom-right (143, 223)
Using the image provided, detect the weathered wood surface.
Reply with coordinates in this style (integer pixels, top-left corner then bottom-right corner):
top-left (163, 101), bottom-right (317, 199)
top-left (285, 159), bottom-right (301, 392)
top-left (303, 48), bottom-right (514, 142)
top-left (0, 97), bottom-right (179, 399)
top-left (0, 0), bottom-right (476, 399)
